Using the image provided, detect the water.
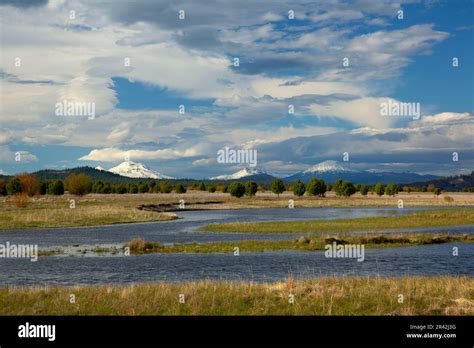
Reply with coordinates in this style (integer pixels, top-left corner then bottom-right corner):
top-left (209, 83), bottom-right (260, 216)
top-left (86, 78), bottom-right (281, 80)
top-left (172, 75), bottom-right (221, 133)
top-left (0, 206), bottom-right (472, 286)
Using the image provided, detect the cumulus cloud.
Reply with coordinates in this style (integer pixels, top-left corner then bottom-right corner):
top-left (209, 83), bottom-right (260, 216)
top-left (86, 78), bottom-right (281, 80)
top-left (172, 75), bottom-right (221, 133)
top-left (79, 147), bottom-right (200, 161)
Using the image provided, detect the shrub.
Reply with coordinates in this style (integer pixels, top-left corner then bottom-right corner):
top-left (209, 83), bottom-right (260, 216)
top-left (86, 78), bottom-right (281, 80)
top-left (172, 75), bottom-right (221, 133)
top-left (245, 181), bottom-right (258, 197)
top-left (207, 184), bottom-right (216, 193)
top-left (92, 181), bottom-right (104, 193)
top-left (6, 177), bottom-right (22, 195)
top-left (359, 184), bottom-right (369, 196)
top-left (433, 188), bottom-right (442, 196)
top-left (270, 179), bottom-right (285, 197)
top-left (48, 180), bottom-right (65, 195)
top-left (334, 180), bottom-right (356, 197)
top-left (444, 196), bottom-right (454, 202)
top-left (228, 182), bottom-right (245, 198)
top-left (159, 181), bottom-right (173, 193)
top-left (138, 183), bottom-right (149, 193)
top-left (306, 178), bottom-right (326, 197)
top-left (292, 180), bottom-right (306, 197)
top-left (39, 181), bottom-right (48, 195)
top-left (101, 182), bottom-right (112, 194)
top-left (175, 183), bottom-right (187, 194)
top-left (198, 182), bottom-right (206, 191)
top-left (13, 192), bottom-right (29, 208)
top-left (374, 183), bottom-right (385, 196)
top-left (384, 183), bottom-right (399, 196)
top-left (17, 174), bottom-right (40, 197)
top-left (65, 173), bottom-right (92, 196)
top-left (0, 180), bottom-right (6, 196)
top-left (128, 184), bottom-right (138, 194)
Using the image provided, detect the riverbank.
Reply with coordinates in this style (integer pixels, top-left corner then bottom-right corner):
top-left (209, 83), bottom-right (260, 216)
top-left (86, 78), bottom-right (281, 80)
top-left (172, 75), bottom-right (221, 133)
top-left (202, 208), bottom-right (474, 233)
top-left (0, 276), bottom-right (471, 315)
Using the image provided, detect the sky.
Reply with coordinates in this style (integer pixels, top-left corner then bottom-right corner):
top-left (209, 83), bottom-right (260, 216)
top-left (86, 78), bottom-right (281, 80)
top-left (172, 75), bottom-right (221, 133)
top-left (0, 0), bottom-right (473, 178)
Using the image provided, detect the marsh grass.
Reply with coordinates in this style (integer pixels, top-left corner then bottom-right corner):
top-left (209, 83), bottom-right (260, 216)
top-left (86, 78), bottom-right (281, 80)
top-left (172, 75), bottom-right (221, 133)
top-left (0, 196), bottom-right (177, 229)
top-left (0, 277), bottom-right (472, 315)
top-left (201, 208), bottom-right (474, 233)
top-left (125, 233), bottom-right (473, 254)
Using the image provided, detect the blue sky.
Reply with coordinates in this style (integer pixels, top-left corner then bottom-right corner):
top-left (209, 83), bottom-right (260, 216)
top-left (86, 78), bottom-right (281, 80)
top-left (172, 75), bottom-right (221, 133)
top-left (0, 0), bottom-right (473, 178)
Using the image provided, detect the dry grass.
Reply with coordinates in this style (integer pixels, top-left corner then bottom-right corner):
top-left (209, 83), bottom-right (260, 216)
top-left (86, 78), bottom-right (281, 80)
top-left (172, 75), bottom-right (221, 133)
top-left (0, 276), bottom-right (472, 315)
top-left (0, 195), bottom-right (176, 229)
top-left (1, 191), bottom-right (473, 230)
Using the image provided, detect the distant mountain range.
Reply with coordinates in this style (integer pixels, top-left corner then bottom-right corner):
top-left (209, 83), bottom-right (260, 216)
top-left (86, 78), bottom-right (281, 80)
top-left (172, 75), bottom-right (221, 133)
top-left (2, 160), bottom-right (472, 191)
top-left (407, 171), bottom-right (474, 191)
top-left (284, 160), bottom-right (439, 184)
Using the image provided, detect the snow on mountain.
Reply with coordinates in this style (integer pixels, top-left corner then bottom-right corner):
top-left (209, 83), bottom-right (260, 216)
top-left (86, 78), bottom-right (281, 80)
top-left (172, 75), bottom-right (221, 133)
top-left (95, 165), bottom-right (106, 171)
top-left (302, 160), bottom-right (358, 173)
top-left (286, 160), bottom-right (439, 184)
top-left (210, 167), bottom-right (267, 180)
top-left (107, 161), bottom-right (175, 179)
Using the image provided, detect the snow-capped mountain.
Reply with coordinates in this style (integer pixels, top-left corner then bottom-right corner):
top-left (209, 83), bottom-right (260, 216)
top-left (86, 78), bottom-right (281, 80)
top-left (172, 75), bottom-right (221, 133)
top-left (95, 165), bottom-right (106, 171)
top-left (210, 168), bottom-right (269, 180)
top-left (107, 161), bottom-right (175, 179)
top-left (302, 160), bottom-right (358, 174)
top-left (285, 160), bottom-right (439, 184)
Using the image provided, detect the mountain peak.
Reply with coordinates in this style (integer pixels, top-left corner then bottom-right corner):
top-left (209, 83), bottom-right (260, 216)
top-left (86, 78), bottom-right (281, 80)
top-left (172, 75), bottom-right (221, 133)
top-left (303, 160), bottom-right (357, 173)
top-left (108, 161), bottom-right (174, 179)
top-left (210, 167), bottom-right (267, 180)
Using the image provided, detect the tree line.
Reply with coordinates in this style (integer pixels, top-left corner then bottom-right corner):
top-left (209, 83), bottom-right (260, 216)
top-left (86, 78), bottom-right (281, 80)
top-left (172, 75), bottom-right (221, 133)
top-left (0, 173), bottom-right (444, 198)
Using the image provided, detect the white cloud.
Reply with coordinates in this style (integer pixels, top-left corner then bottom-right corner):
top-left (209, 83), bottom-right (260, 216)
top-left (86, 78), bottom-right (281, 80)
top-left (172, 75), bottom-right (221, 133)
top-left (79, 147), bottom-right (200, 161)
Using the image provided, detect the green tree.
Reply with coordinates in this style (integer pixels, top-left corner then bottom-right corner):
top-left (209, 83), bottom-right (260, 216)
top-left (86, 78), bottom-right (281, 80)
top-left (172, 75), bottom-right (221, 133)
top-left (335, 180), bottom-right (356, 197)
top-left (129, 184), bottom-right (138, 194)
top-left (101, 182), bottom-right (112, 194)
top-left (207, 184), bottom-right (216, 193)
top-left (433, 188), bottom-right (442, 196)
top-left (374, 183), bottom-right (385, 196)
top-left (270, 179), bottom-right (285, 197)
top-left (159, 181), bottom-right (173, 193)
top-left (6, 177), bottom-right (22, 195)
top-left (138, 183), bottom-right (149, 193)
top-left (306, 178), bottom-right (327, 197)
top-left (0, 180), bottom-right (6, 196)
top-left (359, 184), bottom-right (369, 196)
top-left (228, 182), bottom-right (245, 198)
top-left (199, 182), bottom-right (206, 191)
top-left (245, 181), bottom-right (258, 197)
top-left (39, 181), bottom-right (49, 195)
top-left (292, 180), bottom-right (306, 197)
top-left (92, 181), bottom-right (104, 193)
top-left (384, 183), bottom-right (399, 196)
top-left (48, 180), bottom-right (64, 195)
top-left (175, 183), bottom-right (187, 194)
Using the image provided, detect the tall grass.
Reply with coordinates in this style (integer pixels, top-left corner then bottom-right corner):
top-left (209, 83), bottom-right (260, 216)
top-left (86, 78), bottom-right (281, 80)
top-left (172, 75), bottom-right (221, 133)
top-left (0, 277), bottom-right (472, 315)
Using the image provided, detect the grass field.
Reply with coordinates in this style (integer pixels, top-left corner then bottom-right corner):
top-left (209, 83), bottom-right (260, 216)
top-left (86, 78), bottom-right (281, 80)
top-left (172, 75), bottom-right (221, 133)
top-left (0, 276), bottom-right (471, 315)
top-left (202, 208), bottom-right (474, 233)
top-left (125, 233), bottom-right (473, 254)
top-left (1, 192), bottom-right (473, 230)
